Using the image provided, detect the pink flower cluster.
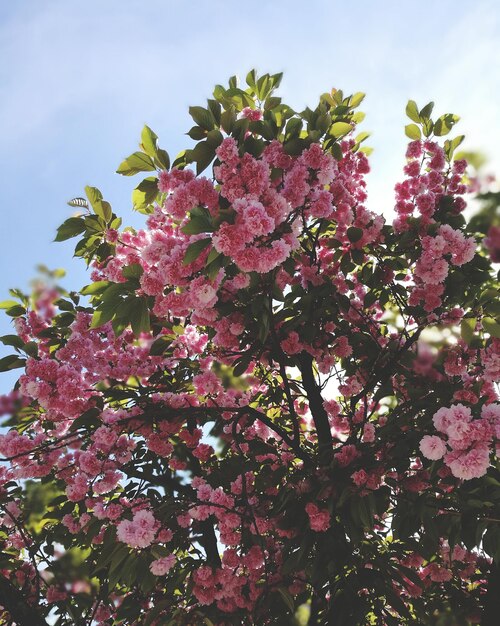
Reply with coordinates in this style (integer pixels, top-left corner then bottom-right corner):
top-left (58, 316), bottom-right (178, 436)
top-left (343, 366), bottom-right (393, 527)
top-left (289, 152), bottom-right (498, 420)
top-left (420, 403), bottom-right (499, 479)
top-left (394, 141), bottom-right (467, 231)
top-left (192, 545), bottom-right (266, 612)
top-left (116, 509), bottom-right (158, 549)
top-left (410, 225), bottom-right (475, 312)
top-left (305, 502), bottom-right (331, 532)
top-left (211, 138), bottom-right (297, 273)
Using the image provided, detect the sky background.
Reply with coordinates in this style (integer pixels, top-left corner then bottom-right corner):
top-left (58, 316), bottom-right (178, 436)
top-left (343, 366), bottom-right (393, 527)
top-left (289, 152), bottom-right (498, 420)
top-left (0, 0), bottom-right (499, 391)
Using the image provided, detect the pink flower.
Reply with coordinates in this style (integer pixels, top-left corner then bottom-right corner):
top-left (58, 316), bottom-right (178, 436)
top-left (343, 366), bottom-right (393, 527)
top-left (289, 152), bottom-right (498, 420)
top-left (406, 141), bottom-right (422, 159)
top-left (432, 407), bottom-right (453, 433)
top-left (150, 554), bottom-right (176, 576)
top-left (352, 469), bottom-right (368, 486)
top-left (484, 226), bottom-right (500, 262)
top-left (305, 503), bottom-right (331, 532)
top-left (445, 444), bottom-right (490, 480)
top-left (116, 509), bottom-right (157, 549)
top-left (335, 444), bottom-right (360, 467)
top-left (362, 423), bottom-right (375, 443)
top-left (281, 331), bottom-right (302, 355)
top-left (445, 404), bottom-right (472, 440)
top-left (241, 107), bottom-right (263, 121)
top-left (424, 563), bottom-right (452, 582)
top-left (419, 435), bottom-right (446, 461)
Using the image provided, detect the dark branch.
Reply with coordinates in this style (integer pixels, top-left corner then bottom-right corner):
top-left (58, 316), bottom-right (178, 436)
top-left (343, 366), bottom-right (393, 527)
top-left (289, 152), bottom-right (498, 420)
top-left (0, 575), bottom-right (47, 626)
top-left (141, 404), bottom-right (314, 468)
top-left (298, 352), bottom-right (332, 463)
top-left (483, 561), bottom-right (500, 626)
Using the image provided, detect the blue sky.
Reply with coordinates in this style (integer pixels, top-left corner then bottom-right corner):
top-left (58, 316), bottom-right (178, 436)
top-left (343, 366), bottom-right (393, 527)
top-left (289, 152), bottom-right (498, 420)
top-left (0, 0), bottom-right (499, 390)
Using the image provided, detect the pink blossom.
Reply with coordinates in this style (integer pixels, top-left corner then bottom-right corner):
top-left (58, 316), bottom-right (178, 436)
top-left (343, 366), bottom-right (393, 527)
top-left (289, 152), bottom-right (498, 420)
top-left (419, 435), bottom-right (446, 460)
top-left (445, 444), bottom-right (490, 480)
top-left (150, 554), bottom-right (176, 576)
top-left (335, 444), bottom-right (360, 467)
top-left (305, 502), bottom-right (331, 532)
top-left (484, 226), bottom-right (500, 262)
top-left (241, 107), bottom-right (263, 121)
top-left (362, 423), bottom-right (375, 443)
top-left (281, 331), bottom-right (302, 355)
top-left (116, 509), bottom-right (157, 549)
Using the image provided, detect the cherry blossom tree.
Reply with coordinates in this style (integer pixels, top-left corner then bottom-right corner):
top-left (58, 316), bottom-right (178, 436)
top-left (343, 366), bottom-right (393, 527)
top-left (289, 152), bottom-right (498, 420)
top-left (0, 70), bottom-right (499, 625)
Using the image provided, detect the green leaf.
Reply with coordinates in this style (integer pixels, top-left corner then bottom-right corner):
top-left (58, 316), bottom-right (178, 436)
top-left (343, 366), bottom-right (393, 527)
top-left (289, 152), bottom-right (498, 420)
top-left (80, 281), bottom-right (110, 296)
top-left (116, 152), bottom-right (156, 176)
top-left (5, 305), bottom-right (26, 317)
top-left (329, 122), bottom-right (352, 138)
top-left (405, 124), bottom-right (421, 140)
top-left (130, 299), bottom-right (150, 336)
top-left (421, 118), bottom-right (434, 136)
top-left (206, 129), bottom-right (224, 149)
top-left (434, 114), bottom-right (460, 137)
top-left (84, 186), bottom-right (112, 222)
top-left (155, 148), bottom-right (170, 170)
top-left (331, 143), bottom-right (343, 161)
top-left (191, 141), bottom-right (216, 175)
top-left (139, 126), bottom-right (170, 169)
top-left (349, 92), bottom-right (365, 107)
top-left (206, 252), bottom-right (226, 281)
top-left (246, 69), bottom-right (257, 89)
top-left (275, 587), bottom-right (294, 613)
top-left (483, 317), bottom-right (500, 338)
top-left (451, 135), bottom-right (465, 151)
top-left (140, 125), bottom-right (158, 158)
top-left (183, 238), bottom-right (211, 265)
top-left (189, 106), bottom-right (215, 131)
top-left (354, 131), bottom-right (370, 146)
top-left (444, 135), bottom-right (465, 161)
top-left (206, 100), bottom-right (221, 126)
top-left (181, 215), bottom-right (213, 235)
top-left (206, 247), bottom-right (221, 266)
top-left (347, 227), bottom-right (363, 243)
top-left (340, 253), bottom-right (355, 275)
top-left (187, 125), bottom-right (207, 141)
top-left (405, 100), bottom-right (420, 123)
top-left (133, 177), bottom-right (159, 212)
top-left (220, 110), bottom-right (236, 134)
top-left (108, 545), bottom-right (131, 589)
top-left (90, 307), bottom-right (115, 329)
top-left (419, 101), bottom-right (435, 120)
top-left (461, 318), bottom-right (475, 344)
top-left (54, 217), bottom-right (86, 242)
top-left (122, 264), bottom-right (144, 279)
top-left (0, 355), bottom-right (26, 372)
top-left (285, 117), bottom-right (302, 139)
top-left (0, 335), bottom-right (25, 349)
top-left (84, 185), bottom-right (102, 207)
top-left (0, 300), bottom-right (20, 310)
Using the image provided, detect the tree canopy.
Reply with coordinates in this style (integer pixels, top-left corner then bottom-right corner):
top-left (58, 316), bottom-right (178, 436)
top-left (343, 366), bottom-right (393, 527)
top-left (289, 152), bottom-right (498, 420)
top-left (0, 70), bottom-right (499, 626)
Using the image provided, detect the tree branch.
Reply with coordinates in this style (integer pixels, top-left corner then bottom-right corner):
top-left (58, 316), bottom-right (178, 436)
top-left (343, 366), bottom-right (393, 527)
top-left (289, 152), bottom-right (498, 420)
top-left (298, 352), bottom-right (332, 463)
top-left (0, 575), bottom-right (47, 626)
top-left (140, 404), bottom-right (314, 468)
top-left (483, 561), bottom-right (500, 626)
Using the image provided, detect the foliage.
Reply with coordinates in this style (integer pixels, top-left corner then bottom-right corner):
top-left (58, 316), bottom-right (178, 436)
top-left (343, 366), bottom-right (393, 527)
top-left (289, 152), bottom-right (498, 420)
top-left (0, 71), bottom-right (499, 626)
